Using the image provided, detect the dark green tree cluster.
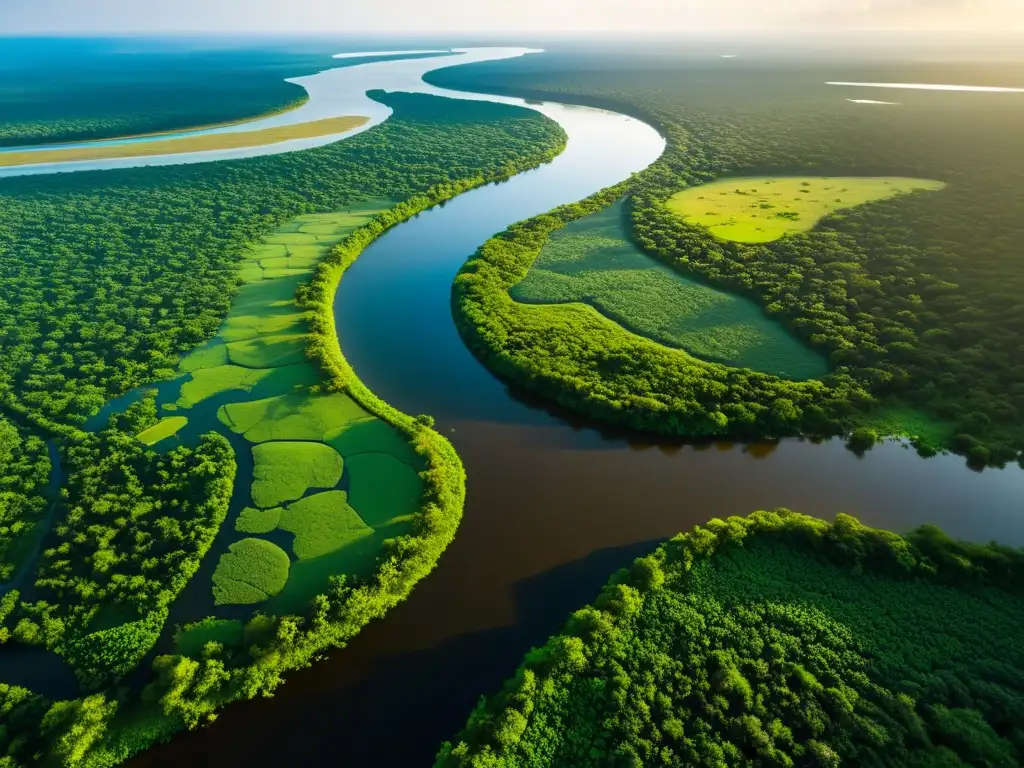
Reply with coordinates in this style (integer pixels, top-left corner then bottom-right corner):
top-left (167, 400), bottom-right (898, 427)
top-left (4, 428), bottom-right (235, 689)
top-left (0, 417), bottom-right (50, 581)
top-left (439, 509), bottom-right (1024, 767)
top-left (430, 58), bottom-right (1024, 466)
top-left (0, 91), bottom-right (565, 434)
top-left (0, 684), bottom-right (118, 768)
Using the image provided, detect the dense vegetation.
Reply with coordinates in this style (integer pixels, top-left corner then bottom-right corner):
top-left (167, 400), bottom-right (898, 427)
top-left (439, 509), bottom-right (1024, 767)
top-left (510, 199), bottom-right (827, 379)
top-left (0, 418), bottom-right (50, 581)
top-left (431, 56), bottom-right (1024, 466)
top-left (0, 90), bottom-right (567, 765)
top-left (2, 415), bottom-right (236, 691)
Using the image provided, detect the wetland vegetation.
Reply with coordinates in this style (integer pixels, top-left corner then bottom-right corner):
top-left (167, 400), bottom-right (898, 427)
top-left (0, 87), bottom-right (567, 766)
top-left (510, 199), bottom-right (827, 379)
top-left (439, 509), bottom-right (1024, 767)
top-left (431, 55), bottom-right (1024, 466)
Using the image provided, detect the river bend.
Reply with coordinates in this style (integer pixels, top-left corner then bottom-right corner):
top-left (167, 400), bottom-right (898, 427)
top-left (133, 50), bottom-right (1024, 768)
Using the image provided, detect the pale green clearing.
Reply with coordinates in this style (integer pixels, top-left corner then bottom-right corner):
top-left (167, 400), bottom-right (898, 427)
top-left (218, 392), bottom-right (373, 443)
top-left (511, 200), bottom-right (828, 380)
top-left (324, 418), bottom-right (423, 467)
top-left (225, 333), bottom-right (307, 368)
top-left (276, 490), bottom-right (373, 560)
top-left (347, 453), bottom-right (422, 527)
top-left (135, 416), bottom-right (188, 446)
top-left (177, 363), bottom-right (319, 409)
top-left (667, 176), bottom-right (946, 243)
top-left (177, 365), bottom-right (268, 408)
top-left (179, 343), bottom-right (229, 373)
top-left (175, 618), bottom-right (243, 657)
top-left (235, 506), bottom-right (282, 534)
top-left (250, 442), bottom-right (343, 508)
top-left (212, 538), bottom-right (291, 606)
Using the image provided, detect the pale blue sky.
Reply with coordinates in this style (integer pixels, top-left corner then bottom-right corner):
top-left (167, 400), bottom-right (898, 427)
top-left (1, 0), bottom-right (1021, 34)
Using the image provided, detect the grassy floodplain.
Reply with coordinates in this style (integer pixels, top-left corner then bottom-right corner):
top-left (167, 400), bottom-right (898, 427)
top-left (169, 202), bottom-right (427, 610)
top-left (667, 176), bottom-right (946, 243)
top-left (511, 199), bottom-right (827, 379)
top-left (0, 116), bottom-right (369, 167)
top-left (439, 509), bottom-right (1024, 767)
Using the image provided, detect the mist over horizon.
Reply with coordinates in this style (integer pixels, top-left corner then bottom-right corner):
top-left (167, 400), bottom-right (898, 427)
top-left (2, 0), bottom-right (1023, 37)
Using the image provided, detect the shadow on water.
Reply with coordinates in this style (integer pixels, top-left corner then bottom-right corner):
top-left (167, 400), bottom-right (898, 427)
top-left (132, 539), bottom-right (663, 767)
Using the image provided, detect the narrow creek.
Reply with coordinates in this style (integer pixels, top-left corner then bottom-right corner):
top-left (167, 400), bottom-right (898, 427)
top-left (133, 83), bottom-right (1024, 767)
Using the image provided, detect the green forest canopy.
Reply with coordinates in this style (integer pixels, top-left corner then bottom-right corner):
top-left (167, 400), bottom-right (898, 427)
top-left (439, 509), bottom-right (1024, 767)
top-left (430, 56), bottom-right (1024, 466)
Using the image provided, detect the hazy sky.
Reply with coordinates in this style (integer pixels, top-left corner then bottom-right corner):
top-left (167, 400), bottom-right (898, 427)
top-left (2, 0), bottom-right (1022, 34)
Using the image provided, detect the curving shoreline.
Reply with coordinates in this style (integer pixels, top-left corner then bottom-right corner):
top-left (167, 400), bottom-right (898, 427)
top-left (0, 47), bottom-right (543, 179)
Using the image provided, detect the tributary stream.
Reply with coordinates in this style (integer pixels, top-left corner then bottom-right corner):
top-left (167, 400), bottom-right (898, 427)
top-left (133, 60), bottom-right (1024, 767)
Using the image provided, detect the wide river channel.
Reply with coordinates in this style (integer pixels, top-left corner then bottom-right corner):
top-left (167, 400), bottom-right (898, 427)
top-left (116, 54), bottom-right (1024, 768)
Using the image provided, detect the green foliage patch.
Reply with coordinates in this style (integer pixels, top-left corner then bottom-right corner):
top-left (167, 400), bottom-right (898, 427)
top-left (174, 618), bottom-right (243, 658)
top-left (347, 453), bottom-right (423, 528)
top-left (250, 442), bottom-right (343, 508)
top-left (324, 418), bottom-right (423, 467)
top-left (667, 176), bottom-right (945, 243)
top-left (276, 490), bottom-right (373, 561)
top-left (512, 199), bottom-right (827, 379)
top-left (8, 430), bottom-right (235, 689)
top-left (234, 506), bottom-right (282, 535)
top-left (134, 416), bottom-right (188, 446)
top-left (212, 538), bottom-right (291, 606)
top-left (0, 418), bottom-right (50, 581)
top-left (440, 510), bottom-right (1024, 767)
top-left (218, 392), bottom-right (373, 443)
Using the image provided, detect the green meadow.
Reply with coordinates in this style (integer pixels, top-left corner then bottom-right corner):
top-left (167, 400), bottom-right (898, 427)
top-left (668, 176), bottom-right (945, 243)
top-left (135, 415), bottom-right (188, 446)
top-left (511, 199), bottom-right (827, 379)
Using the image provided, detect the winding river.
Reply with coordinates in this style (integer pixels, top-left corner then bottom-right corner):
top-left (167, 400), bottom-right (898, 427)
top-left (131, 51), bottom-right (1024, 768)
